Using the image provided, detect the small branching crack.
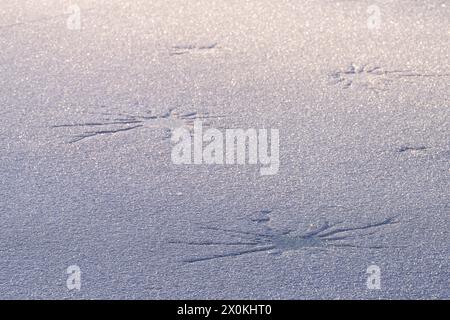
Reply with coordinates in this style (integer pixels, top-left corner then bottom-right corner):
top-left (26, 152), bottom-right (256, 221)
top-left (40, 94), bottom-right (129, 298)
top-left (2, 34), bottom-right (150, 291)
top-left (169, 43), bottom-right (220, 56)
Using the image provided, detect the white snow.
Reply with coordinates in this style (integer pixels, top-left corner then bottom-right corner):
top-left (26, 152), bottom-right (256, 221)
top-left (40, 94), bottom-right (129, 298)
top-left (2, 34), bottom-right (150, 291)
top-left (0, 0), bottom-right (448, 299)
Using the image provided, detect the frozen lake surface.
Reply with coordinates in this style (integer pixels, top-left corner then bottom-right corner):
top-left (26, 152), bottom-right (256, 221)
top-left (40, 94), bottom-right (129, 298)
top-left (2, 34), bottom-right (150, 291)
top-left (0, 0), bottom-right (448, 299)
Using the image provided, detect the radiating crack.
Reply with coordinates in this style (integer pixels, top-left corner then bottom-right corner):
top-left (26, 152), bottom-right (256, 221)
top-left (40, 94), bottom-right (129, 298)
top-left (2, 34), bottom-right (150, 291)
top-left (172, 210), bottom-right (403, 264)
top-left (329, 63), bottom-right (450, 93)
top-left (52, 106), bottom-right (223, 144)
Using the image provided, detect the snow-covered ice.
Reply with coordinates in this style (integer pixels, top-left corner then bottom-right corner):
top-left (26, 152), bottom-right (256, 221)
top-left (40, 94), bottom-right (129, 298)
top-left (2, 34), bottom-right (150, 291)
top-left (0, 0), bottom-right (448, 299)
